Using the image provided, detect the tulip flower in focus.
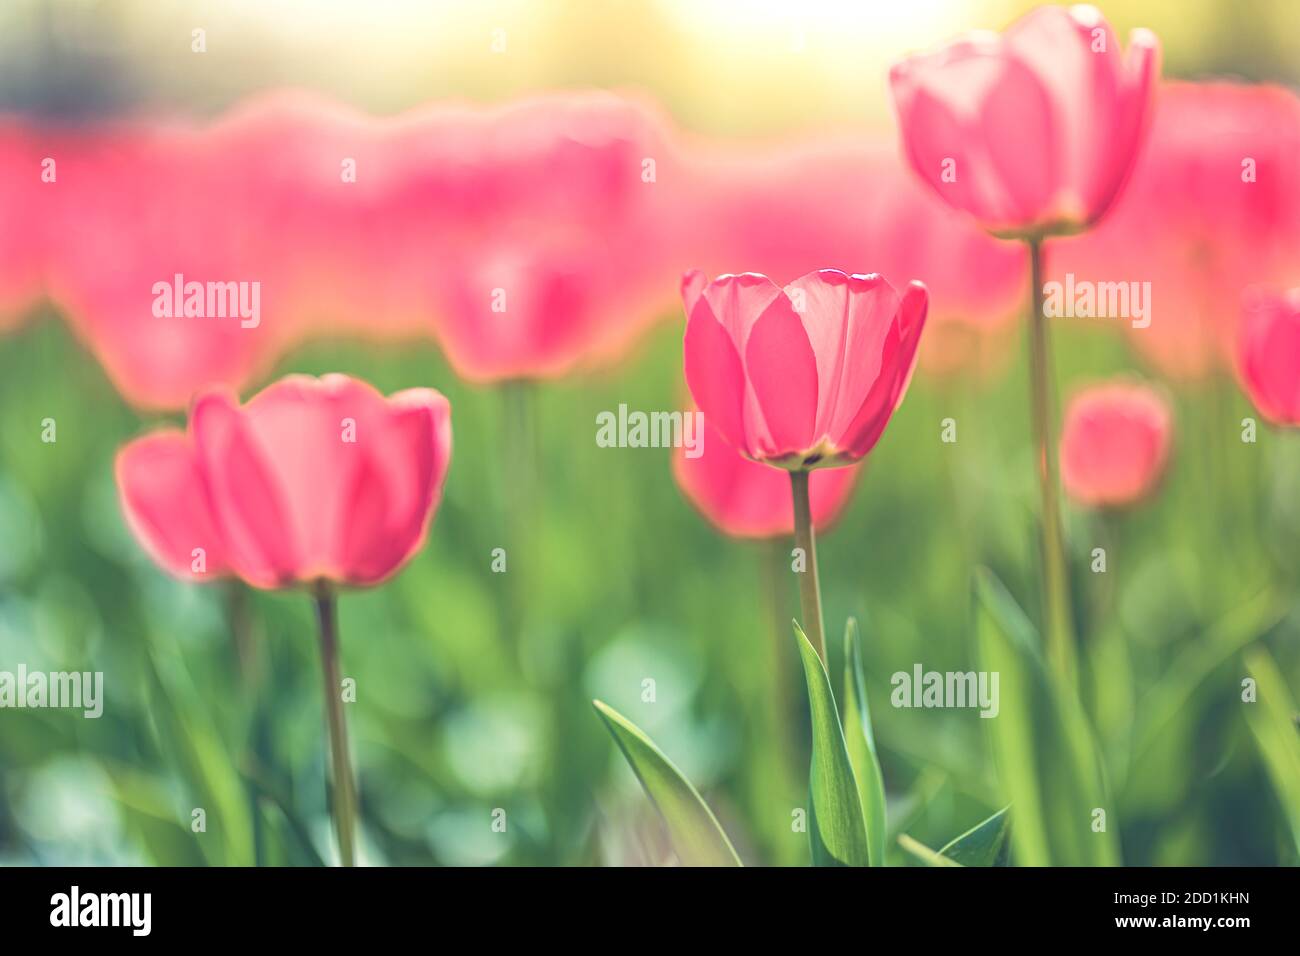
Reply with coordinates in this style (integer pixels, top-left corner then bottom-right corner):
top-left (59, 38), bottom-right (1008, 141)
top-left (1237, 289), bottom-right (1300, 427)
top-left (1060, 380), bottom-right (1173, 508)
top-left (116, 373), bottom-right (452, 867)
top-left (890, 4), bottom-right (1160, 240)
top-left (673, 416), bottom-right (860, 539)
top-left (682, 269), bottom-right (927, 470)
top-left (681, 267), bottom-right (926, 662)
top-left (890, 4), bottom-right (1161, 681)
top-left (116, 374), bottom-right (451, 588)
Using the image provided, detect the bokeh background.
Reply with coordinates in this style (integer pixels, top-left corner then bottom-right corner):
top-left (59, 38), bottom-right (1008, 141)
top-left (1, 0), bottom-right (1299, 866)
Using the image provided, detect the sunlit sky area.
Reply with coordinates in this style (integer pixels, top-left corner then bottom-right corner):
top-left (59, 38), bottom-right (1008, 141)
top-left (2, 0), bottom-right (1298, 133)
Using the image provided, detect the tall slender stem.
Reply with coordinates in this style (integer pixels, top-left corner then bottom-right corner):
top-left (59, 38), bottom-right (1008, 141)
top-left (314, 585), bottom-right (357, 866)
top-left (789, 469), bottom-right (826, 663)
top-left (1026, 238), bottom-right (1077, 681)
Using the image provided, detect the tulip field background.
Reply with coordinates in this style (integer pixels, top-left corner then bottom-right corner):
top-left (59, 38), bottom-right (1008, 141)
top-left (3, 0), bottom-right (1300, 868)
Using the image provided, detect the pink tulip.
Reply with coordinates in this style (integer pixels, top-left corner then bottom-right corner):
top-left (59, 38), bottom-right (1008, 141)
top-left (682, 269), bottom-right (927, 470)
top-left (1059, 380), bottom-right (1173, 508)
top-left (1237, 289), bottom-right (1300, 427)
top-left (673, 415), bottom-right (860, 538)
top-left (890, 4), bottom-right (1160, 239)
top-left (400, 92), bottom-right (679, 382)
top-left (43, 121), bottom-right (302, 411)
top-left (200, 91), bottom-right (405, 340)
top-left (0, 119), bottom-right (47, 330)
top-left (116, 373), bottom-right (452, 588)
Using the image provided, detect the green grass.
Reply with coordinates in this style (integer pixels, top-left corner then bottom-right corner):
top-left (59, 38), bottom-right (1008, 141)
top-left (0, 305), bottom-right (1297, 866)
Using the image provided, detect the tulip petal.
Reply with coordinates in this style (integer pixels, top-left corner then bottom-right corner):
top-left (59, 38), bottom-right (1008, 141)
top-left (190, 389), bottom-right (301, 588)
top-left (115, 430), bottom-right (229, 581)
top-left (338, 389), bottom-right (453, 584)
top-left (1096, 28), bottom-right (1160, 223)
top-left (784, 270), bottom-right (901, 440)
top-left (1239, 291), bottom-right (1300, 426)
top-left (744, 291), bottom-right (819, 459)
top-left (977, 57), bottom-right (1061, 227)
top-left (681, 269), bottom-right (708, 317)
top-left (1004, 4), bottom-right (1121, 217)
top-left (683, 284), bottom-right (751, 455)
top-left (891, 45), bottom-right (1016, 226)
top-left (840, 281), bottom-right (929, 458)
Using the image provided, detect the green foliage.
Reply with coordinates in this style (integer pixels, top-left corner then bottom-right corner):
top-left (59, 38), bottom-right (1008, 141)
top-left (975, 569), bottom-right (1119, 866)
top-left (592, 700), bottom-right (740, 866)
top-left (794, 623), bottom-right (871, 866)
top-left (842, 618), bottom-right (888, 866)
top-left (1, 315), bottom-right (1297, 865)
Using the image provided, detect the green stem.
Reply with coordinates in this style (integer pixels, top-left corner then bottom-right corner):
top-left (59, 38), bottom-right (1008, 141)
top-left (314, 585), bottom-right (357, 866)
top-left (1026, 238), bottom-right (1077, 682)
top-left (789, 469), bottom-right (827, 664)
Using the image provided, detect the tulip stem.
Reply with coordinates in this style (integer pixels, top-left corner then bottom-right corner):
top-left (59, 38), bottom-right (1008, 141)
top-left (314, 585), bottom-right (357, 866)
top-left (1026, 238), bottom-right (1077, 682)
top-left (790, 469), bottom-right (827, 663)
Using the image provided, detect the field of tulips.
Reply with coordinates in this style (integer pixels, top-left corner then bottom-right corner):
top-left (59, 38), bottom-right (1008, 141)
top-left (1, 0), bottom-right (1299, 873)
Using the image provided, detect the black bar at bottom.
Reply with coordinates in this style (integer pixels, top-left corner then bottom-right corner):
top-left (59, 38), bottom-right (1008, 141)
top-left (0, 865), bottom-right (1282, 941)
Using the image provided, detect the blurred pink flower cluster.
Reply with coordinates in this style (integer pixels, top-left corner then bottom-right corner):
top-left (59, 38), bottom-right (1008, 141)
top-left (0, 88), bottom-right (1026, 411)
top-left (0, 4), bottom-right (1296, 543)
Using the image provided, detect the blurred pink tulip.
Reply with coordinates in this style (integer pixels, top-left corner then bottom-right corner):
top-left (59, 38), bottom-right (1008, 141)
top-left (682, 268), bottom-right (927, 469)
top-left (1052, 82), bottom-right (1300, 380)
top-left (39, 91), bottom-right (682, 405)
top-left (890, 4), bottom-right (1159, 239)
top-left (1060, 380), bottom-right (1173, 507)
top-left (673, 415), bottom-right (860, 538)
top-left (43, 121), bottom-right (303, 410)
top-left (399, 92), bottom-right (680, 382)
top-left (1237, 289), bottom-right (1300, 427)
top-left (0, 119), bottom-right (47, 330)
top-left (201, 91), bottom-right (403, 339)
top-left (116, 373), bottom-right (451, 588)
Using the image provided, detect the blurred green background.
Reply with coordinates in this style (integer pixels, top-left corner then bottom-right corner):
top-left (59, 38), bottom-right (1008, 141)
top-left (3, 306), bottom-right (1299, 865)
top-left (2, 0), bottom-right (1299, 866)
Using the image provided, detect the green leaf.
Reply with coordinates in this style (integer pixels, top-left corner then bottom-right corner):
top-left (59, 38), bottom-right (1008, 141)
top-left (897, 833), bottom-right (962, 867)
top-left (1242, 648), bottom-right (1300, 856)
top-left (793, 622), bottom-right (871, 867)
top-left (938, 805), bottom-right (1012, 866)
top-left (592, 699), bottom-right (741, 867)
top-left (1131, 590), bottom-right (1283, 767)
top-left (143, 643), bottom-right (254, 866)
top-left (842, 618), bottom-right (888, 866)
top-left (974, 569), bottom-right (1119, 866)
